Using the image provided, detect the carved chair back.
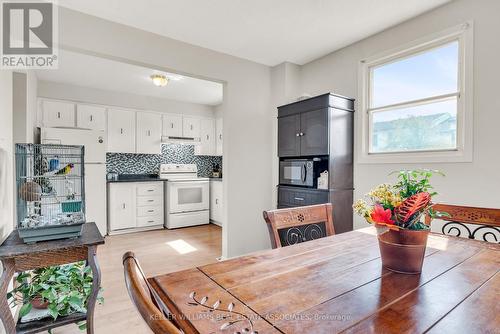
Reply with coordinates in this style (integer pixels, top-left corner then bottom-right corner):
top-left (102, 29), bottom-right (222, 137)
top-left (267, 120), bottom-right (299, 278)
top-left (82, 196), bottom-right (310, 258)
top-left (425, 204), bottom-right (500, 243)
top-left (123, 251), bottom-right (182, 334)
top-left (263, 203), bottom-right (335, 248)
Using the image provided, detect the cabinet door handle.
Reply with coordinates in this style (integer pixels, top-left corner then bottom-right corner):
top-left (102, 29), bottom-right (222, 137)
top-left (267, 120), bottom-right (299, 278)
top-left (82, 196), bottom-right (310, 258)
top-left (296, 133), bottom-right (300, 137)
top-left (122, 203), bottom-right (126, 209)
top-left (300, 132), bottom-right (304, 136)
top-left (90, 115), bottom-right (93, 122)
top-left (190, 124), bottom-right (193, 130)
top-left (294, 197), bottom-right (304, 201)
top-left (147, 199), bottom-right (154, 202)
top-left (171, 123), bottom-right (174, 128)
top-left (147, 130), bottom-right (151, 136)
top-left (120, 128), bottom-right (123, 134)
top-left (147, 209), bottom-right (154, 213)
top-left (215, 198), bottom-right (219, 204)
top-left (147, 220), bottom-right (154, 223)
top-left (206, 135), bottom-right (209, 140)
top-left (147, 189), bottom-right (154, 192)
top-left (219, 134), bottom-right (222, 140)
top-left (57, 112), bottom-right (61, 119)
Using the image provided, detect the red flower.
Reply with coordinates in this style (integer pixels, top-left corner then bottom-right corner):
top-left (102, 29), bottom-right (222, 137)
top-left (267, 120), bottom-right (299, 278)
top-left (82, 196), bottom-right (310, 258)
top-left (370, 204), bottom-right (395, 225)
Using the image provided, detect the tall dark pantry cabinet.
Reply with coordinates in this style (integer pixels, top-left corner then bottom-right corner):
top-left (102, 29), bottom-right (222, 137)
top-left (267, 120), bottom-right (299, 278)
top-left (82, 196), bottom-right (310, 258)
top-left (277, 93), bottom-right (354, 233)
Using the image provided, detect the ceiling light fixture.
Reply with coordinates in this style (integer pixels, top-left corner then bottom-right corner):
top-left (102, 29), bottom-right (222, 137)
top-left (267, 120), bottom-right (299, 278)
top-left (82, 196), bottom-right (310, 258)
top-left (150, 74), bottom-right (169, 87)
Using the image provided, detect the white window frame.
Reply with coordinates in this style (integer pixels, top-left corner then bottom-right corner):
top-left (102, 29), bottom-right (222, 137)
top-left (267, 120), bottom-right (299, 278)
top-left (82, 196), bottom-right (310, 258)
top-left (357, 21), bottom-right (474, 164)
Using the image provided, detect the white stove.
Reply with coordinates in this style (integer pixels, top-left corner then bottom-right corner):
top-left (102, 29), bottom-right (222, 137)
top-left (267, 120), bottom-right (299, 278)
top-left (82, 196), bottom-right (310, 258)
top-left (160, 164), bottom-right (210, 229)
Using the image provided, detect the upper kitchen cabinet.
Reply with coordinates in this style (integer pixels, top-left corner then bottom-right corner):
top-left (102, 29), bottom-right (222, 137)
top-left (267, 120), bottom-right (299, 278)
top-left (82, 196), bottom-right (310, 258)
top-left (162, 114), bottom-right (183, 137)
top-left (278, 114), bottom-right (301, 157)
top-left (300, 108), bottom-right (329, 156)
top-left (216, 118), bottom-right (223, 156)
top-left (136, 112), bottom-right (162, 154)
top-left (277, 109), bottom-right (328, 157)
top-left (42, 100), bottom-right (76, 128)
top-left (277, 93), bottom-right (354, 158)
top-left (182, 117), bottom-right (201, 139)
top-left (195, 118), bottom-right (216, 156)
top-left (107, 108), bottom-right (136, 153)
top-left (76, 104), bottom-right (106, 130)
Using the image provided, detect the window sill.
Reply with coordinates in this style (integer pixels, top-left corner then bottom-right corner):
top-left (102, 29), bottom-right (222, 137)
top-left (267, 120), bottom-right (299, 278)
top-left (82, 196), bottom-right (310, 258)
top-left (356, 149), bottom-right (472, 164)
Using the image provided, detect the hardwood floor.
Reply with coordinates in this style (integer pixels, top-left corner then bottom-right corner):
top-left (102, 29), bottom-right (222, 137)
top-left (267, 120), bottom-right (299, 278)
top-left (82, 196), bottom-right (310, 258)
top-left (53, 224), bottom-right (222, 334)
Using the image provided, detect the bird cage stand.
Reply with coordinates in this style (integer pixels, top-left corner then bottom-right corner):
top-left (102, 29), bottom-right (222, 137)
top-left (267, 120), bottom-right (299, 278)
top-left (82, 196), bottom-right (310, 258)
top-left (15, 144), bottom-right (86, 243)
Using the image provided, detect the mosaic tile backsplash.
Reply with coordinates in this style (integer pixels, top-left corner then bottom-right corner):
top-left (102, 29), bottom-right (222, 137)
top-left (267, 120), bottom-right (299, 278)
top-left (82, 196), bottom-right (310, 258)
top-left (106, 144), bottom-right (222, 177)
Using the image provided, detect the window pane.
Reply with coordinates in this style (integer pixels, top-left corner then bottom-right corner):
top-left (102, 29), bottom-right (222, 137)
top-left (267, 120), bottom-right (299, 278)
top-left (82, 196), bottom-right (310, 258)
top-left (371, 41), bottom-right (459, 108)
top-left (371, 98), bottom-right (457, 153)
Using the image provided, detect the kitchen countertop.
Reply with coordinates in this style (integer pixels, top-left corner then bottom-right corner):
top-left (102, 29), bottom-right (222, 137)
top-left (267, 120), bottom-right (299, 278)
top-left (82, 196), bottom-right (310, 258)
top-left (107, 174), bottom-right (222, 183)
top-left (107, 174), bottom-right (164, 183)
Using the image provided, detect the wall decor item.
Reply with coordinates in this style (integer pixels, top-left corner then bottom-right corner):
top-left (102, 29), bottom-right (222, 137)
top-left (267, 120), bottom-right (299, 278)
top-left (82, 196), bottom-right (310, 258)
top-left (353, 169), bottom-right (448, 274)
top-left (106, 143), bottom-right (222, 177)
top-left (15, 144), bottom-right (85, 243)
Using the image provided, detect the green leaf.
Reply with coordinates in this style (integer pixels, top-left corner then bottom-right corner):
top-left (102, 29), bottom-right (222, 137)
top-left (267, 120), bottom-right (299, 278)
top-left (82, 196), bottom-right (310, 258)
top-left (78, 321), bottom-right (87, 330)
top-left (19, 303), bottom-right (32, 318)
top-left (48, 304), bottom-right (59, 320)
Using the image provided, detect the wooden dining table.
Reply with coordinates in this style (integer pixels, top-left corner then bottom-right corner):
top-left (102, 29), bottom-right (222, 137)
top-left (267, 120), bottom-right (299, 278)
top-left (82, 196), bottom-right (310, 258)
top-left (149, 227), bottom-right (500, 334)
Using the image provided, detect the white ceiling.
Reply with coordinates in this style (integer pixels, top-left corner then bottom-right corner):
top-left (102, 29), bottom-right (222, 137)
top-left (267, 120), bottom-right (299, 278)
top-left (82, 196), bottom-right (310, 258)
top-left (60, 0), bottom-right (452, 66)
top-left (35, 50), bottom-right (223, 105)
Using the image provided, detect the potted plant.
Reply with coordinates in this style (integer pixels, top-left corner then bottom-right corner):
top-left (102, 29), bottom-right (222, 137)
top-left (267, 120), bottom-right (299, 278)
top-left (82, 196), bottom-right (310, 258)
top-left (353, 169), bottom-right (447, 274)
top-left (7, 261), bottom-right (103, 331)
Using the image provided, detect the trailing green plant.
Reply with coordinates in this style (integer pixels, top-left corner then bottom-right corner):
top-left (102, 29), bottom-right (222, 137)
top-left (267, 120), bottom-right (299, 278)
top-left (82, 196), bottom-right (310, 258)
top-left (7, 261), bottom-right (103, 331)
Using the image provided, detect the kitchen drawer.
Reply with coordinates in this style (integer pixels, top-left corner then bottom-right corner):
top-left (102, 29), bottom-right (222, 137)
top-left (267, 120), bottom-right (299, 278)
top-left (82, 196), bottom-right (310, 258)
top-left (137, 205), bottom-right (163, 217)
top-left (136, 183), bottom-right (163, 196)
top-left (137, 196), bottom-right (162, 207)
top-left (136, 215), bottom-right (163, 227)
top-left (278, 186), bottom-right (329, 207)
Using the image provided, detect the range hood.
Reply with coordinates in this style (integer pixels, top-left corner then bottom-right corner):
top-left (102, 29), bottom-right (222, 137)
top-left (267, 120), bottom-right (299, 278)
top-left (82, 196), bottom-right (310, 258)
top-left (161, 136), bottom-right (201, 145)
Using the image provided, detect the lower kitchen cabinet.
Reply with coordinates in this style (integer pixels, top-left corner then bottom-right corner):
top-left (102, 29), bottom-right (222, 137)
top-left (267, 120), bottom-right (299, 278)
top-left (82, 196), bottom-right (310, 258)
top-left (277, 186), bottom-right (329, 208)
top-left (210, 180), bottom-right (223, 226)
top-left (108, 181), bottom-right (164, 233)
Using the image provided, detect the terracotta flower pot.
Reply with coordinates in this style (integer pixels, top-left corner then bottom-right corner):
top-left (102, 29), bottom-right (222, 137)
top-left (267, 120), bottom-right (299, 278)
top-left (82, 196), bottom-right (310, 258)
top-left (31, 296), bottom-right (49, 309)
top-left (376, 227), bottom-right (429, 274)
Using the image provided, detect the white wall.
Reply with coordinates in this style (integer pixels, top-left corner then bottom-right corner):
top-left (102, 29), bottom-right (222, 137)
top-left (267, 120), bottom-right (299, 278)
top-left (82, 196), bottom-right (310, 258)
top-left (38, 80), bottom-right (215, 117)
top-left (57, 7), bottom-right (272, 258)
top-left (298, 0), bottom-right (500, 229)
top-left (0, 70), bottom-right (14, 242)
top-left (12, 71), bottom-right (37, 144)
top-left (270, 62), bottom-right (302, 208)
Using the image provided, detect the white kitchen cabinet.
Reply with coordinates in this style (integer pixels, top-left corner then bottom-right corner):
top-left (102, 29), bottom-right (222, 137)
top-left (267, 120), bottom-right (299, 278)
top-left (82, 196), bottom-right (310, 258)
top-left (210, 180), bottom-right (223, 225)
top-left (108, 181), bottom-right (164, 233)
top-left (42, 100), bottom-right (75, 128)
top-left (195, 119), bottom-right (215, 156)
top-left (76, 104), bottom-right (106, 130)
top-left (216, 118), bottom-right (223, 156)
top-left (182, 117), bottom-right (200, 138)
top-left (136, 112), bottom-right (162, 154)
top-left (108, 183), bottom-right (136, 230)
top-left (162, 114), bottom-right (183, 137)
top-left (107, 108), bottom-right (136, 153)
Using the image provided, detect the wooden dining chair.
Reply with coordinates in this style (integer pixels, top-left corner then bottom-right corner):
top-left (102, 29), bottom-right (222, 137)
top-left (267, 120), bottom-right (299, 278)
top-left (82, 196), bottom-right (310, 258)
top-left (263, 203), bottom-right (335, 248)
top-left (425, 203), bottom-right (500, 243)
top-left (122, 251), bottom-right (183, 334)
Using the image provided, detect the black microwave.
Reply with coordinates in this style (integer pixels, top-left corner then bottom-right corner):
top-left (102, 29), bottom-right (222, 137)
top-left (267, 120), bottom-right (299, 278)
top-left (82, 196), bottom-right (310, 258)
top-left (279, 157), bottom-right (328, 188)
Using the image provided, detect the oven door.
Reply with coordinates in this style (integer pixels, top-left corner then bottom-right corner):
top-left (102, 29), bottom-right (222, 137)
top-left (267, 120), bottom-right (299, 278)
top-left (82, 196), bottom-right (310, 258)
top-left (167, 180), bottom-right (209, 214)
top-left (279, 160), bottom-right (312, 187)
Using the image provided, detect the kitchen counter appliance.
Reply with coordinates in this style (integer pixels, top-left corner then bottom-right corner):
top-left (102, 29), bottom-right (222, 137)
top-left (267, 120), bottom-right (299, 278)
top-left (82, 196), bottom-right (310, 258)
top-left (160, 164), bottom-right (209, 229)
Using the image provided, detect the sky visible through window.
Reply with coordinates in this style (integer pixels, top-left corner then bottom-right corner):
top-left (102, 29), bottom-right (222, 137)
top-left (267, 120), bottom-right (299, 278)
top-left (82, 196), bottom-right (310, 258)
top-left (371, 41), bottom-right (458, 111)
top-left (370, 41), bottom-right (459, 153)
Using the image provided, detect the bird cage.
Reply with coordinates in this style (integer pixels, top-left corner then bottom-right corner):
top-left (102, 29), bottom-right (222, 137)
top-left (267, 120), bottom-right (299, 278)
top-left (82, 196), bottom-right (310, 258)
top-left (15, 144), bottom-right (86, 243)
